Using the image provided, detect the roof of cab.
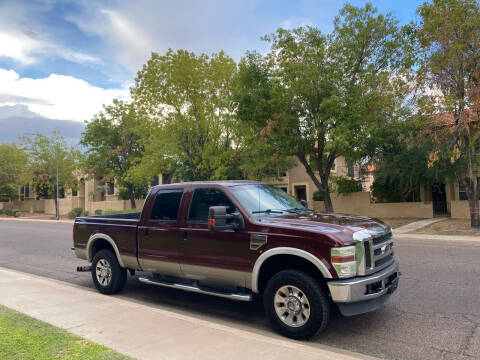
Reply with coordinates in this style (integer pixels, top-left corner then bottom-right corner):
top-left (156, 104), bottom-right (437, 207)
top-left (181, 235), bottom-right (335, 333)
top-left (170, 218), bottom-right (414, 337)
top-left (151, 180), bottom-right (266, 190)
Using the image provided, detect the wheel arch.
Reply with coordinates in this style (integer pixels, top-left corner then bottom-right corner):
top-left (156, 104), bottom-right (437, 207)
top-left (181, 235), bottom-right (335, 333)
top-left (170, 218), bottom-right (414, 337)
top-left (87, 233), bottom-right (125, 268)
top-left (251, 247), bottom-right (332, 294)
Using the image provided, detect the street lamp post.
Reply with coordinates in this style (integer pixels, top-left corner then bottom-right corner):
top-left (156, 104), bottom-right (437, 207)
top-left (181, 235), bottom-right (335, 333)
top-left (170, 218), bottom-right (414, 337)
top-left (55, 146), bottom-right (59, 221)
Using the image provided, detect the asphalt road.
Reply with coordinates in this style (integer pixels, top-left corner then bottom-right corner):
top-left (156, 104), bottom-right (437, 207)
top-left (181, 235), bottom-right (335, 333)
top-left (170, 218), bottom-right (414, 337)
top-left (0, 219), bottom-right (479, 360)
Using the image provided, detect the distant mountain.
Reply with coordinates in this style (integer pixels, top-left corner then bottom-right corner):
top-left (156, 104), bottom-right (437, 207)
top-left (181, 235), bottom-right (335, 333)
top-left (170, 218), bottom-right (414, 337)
top-left (0, 105), bottom-right (85, 145)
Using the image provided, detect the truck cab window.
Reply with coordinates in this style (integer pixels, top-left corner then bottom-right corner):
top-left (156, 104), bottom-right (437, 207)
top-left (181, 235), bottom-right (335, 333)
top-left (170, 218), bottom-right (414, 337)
top-left (188, 188), bottom-right (236, 222)
top-left (150, 189), bottom-right (184, 221)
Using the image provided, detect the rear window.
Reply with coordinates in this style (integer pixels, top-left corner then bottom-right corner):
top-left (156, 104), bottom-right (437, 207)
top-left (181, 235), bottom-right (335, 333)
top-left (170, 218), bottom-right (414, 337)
top-left (150, 189), bottom-right (184, 221)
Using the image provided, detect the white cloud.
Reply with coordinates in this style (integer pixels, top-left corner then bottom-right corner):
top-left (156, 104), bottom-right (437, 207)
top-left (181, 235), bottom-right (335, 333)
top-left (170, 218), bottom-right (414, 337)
top-left (0, 28), bottom-right (101, 66)
top-left (0, 68), bottom-right (129, 122)
top-left (280, 18), bottom-right (314, 29)
top-left (67, 1), bottom-right (270, 70)
top-left (0, 0), bottom-right (100, 66)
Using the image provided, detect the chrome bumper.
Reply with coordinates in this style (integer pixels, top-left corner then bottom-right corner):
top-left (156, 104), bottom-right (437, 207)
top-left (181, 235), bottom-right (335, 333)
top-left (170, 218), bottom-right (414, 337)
top-left (327, 260), bottom-right (399, 303)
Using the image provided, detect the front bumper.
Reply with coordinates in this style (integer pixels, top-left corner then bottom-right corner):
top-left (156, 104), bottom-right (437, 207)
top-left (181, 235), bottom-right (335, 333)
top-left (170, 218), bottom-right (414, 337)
top-left (327, 260), bottom-right (399, 303)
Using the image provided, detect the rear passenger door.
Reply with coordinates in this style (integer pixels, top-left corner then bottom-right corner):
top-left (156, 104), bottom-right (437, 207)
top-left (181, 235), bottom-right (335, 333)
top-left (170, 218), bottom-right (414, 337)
top-left (138, 188), bottom-right (184, 276)
top-left (179, 187), bottom-right (252, 289)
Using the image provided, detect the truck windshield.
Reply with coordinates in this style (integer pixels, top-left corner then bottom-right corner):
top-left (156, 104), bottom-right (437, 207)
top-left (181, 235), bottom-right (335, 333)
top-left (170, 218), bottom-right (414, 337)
top-left (229, 184), bottom-right (306, 216)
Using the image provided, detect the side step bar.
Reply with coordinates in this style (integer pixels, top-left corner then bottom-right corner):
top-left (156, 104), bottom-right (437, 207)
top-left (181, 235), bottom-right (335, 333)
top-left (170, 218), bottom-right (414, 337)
top-left (76, 265), bottom-right (92, 272)
top-left (138, 277), bottom-right (253, 302)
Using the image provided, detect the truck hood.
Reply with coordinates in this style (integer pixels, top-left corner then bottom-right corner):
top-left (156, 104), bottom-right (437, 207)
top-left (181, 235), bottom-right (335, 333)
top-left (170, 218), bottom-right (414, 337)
top-left (262, 212), bottom-right (390, 243)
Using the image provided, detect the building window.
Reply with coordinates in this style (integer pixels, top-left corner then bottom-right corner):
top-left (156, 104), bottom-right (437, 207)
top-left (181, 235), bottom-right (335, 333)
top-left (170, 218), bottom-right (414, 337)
top-left (24, 184), bottom-right (29, 198)
top-left (162, 173), bottom-right (171, 185)
top-left (72, 188), bottom-right (78, 197)
top-left (151, 175), bottom-right (159, 186)
top-left (107, 182), bottom-right (115, 195)
top-left (347, 163), bottom-right (354, 178)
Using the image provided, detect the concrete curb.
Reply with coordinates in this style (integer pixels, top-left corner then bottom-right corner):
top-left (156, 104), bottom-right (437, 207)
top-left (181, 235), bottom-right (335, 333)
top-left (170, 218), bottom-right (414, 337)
top-left (395, 233), bottom-right (480, 242)
top-left (0, 267), bottom-right (378, 360)
top-left (0, 217), bottom-right (74, 224)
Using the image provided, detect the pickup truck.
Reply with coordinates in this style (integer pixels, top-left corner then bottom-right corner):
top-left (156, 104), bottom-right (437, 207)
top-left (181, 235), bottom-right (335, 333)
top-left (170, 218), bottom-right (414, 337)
top-left (73, 181), bottom-right (399, 339)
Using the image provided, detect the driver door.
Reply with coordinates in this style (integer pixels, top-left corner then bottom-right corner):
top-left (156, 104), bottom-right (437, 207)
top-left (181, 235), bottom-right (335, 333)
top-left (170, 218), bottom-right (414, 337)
top-left (179, 187), bottom-right (253, 289)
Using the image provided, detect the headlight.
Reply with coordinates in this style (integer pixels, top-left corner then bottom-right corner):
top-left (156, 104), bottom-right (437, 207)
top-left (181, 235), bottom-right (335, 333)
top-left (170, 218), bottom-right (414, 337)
top-left (331, 246), bottom-right (357, 278)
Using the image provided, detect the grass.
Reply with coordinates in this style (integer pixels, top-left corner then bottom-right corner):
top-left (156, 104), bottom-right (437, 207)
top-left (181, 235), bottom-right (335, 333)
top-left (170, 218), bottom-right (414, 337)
top-left (413, 218), bottom-right (480, 236)
top-left (378, 217), bottom-right (424, 229)
top-left (0, 305), bottom-right (133, 360)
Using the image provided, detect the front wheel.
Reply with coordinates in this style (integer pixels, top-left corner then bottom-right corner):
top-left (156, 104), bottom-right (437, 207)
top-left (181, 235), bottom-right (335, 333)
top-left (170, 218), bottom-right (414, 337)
top-left (91, 249), bottom-right (127, 294)
top-left (263, 270), bottom-right (330, 339)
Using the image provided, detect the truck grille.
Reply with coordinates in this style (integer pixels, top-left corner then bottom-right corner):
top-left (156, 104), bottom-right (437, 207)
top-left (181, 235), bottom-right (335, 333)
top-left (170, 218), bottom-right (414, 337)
top-left (356, 229), bottom-right (395, 275)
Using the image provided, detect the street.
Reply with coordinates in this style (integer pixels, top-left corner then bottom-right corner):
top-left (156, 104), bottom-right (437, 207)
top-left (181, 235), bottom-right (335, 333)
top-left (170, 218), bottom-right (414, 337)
top-left (0, 219), bottom-right (479, 360)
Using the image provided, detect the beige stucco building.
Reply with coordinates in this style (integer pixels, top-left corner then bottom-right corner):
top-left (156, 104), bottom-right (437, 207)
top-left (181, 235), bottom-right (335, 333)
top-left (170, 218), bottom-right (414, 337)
top-left (268, 156), bottom-right (370, 204)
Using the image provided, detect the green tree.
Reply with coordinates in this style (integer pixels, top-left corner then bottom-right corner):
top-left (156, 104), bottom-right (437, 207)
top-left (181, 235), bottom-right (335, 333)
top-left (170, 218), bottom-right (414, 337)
top-left (131, 49), bottom-right (241, 182)
top-left (0, 143), bottom-right (29, 201)
top-left (81, 100), bottom-right (149, 209)
top-left (370, 122), bottom-right (456, 202)
top-left (413, 0), bottom-right (480, 227)
top-left (234, 3), bottom-right (409, 212)
top-left (22, 131), bottom-right (79, 216)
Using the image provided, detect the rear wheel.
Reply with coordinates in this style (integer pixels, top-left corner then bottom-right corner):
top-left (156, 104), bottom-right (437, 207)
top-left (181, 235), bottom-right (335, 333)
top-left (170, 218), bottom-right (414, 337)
top-left (91, 249), bottom-right (127, 294)
top-left (263, 269), bottom-right (330, 339)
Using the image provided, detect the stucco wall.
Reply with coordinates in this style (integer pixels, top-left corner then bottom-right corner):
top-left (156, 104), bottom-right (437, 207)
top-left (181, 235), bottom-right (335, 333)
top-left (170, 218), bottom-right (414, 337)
top-left (450, 200), bottom-right (470, 219)
top-left (313, 192), bottom-right (434, 218)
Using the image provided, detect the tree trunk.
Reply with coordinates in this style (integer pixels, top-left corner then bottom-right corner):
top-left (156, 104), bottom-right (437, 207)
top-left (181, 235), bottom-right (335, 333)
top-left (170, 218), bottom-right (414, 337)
top-left (322, 190), bottom-right (334, 213)
top-left (458, 174), bottom-right (480, 228)
top-left (469, 197), bottom-right (480, 228)
top-left (126, 184), bottom-right (136, 209)
top-left (297, 153), bottom-right (334, 213)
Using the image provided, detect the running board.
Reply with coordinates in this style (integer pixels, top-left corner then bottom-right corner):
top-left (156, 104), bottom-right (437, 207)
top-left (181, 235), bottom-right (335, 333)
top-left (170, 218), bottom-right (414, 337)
top-left (138, 277), bottom-right (253, 302)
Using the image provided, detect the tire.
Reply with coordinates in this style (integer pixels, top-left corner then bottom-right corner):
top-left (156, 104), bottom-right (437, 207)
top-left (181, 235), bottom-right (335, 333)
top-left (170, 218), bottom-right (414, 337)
top-left (91, 249), bottom-right (127, 295)
top-left (263, 269), bottom-right (330, 340)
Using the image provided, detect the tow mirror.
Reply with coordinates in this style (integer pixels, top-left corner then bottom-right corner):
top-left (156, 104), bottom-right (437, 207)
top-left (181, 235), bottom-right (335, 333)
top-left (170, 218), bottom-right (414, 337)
top-left (208, 206), bottom-right (245, 231)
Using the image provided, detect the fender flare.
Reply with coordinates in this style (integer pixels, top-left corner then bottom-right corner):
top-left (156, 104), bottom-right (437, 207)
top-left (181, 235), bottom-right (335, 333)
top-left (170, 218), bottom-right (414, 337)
top-left (87, 233), bottom-right (126, 268)
top-left (250, 247), bottom-right (332, 293)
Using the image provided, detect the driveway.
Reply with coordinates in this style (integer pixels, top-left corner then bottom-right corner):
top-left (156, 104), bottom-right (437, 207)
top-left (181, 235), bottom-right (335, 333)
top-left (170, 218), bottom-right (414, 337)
top-left (0, 219), bottom-right (478, 360)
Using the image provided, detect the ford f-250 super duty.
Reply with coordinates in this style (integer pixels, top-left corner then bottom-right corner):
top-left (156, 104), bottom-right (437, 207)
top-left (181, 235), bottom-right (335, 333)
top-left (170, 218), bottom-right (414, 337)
top-left (73, 181), bottom-right (399, 339)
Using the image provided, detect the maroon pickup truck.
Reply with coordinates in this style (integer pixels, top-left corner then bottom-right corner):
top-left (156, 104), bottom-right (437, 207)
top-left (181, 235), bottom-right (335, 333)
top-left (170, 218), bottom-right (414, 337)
top-left (73, 181), bottom-right (399, 339)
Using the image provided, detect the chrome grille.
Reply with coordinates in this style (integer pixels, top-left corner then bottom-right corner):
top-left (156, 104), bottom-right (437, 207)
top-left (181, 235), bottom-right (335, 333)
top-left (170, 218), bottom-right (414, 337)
top-left (354, 228), bottom-right (395, 276)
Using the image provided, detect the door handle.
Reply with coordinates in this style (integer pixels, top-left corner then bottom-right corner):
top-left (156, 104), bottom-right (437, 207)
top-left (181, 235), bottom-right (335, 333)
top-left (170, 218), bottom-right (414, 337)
top-left (183, 231), bottom-right (188, 241)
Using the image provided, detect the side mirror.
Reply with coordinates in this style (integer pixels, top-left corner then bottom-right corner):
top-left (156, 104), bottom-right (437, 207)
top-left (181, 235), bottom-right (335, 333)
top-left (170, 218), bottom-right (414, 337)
top-left (300, 199), bottom-right (308, 208)
top-left (208, 206), bottom-right (245, 231)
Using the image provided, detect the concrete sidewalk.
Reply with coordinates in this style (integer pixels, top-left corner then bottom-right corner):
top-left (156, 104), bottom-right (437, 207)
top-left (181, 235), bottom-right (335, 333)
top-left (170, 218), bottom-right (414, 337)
top-left (0, 267), bottom-right (377, 360)
top-left (394, 218), bottom-right (447, 234)
top-left (0, 217), bottom-right (74, 224)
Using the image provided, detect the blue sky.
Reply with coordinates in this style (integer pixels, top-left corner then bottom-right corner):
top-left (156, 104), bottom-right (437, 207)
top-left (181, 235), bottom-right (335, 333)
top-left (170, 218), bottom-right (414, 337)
top-left (0, 0), bottom-right (425, 125)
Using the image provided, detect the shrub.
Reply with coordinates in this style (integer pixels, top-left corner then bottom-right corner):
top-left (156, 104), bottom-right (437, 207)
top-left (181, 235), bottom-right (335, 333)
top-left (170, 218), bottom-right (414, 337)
top-left (67, 208), bottom-right (84, 219)
top-left (103, 208), bottom-right (138, 215)
top-left (335, 177), bottom-right (362, 194)
top-left (313, 191), bottom-right (324, 201)
top-left (0, 209), bottom-right (4, 215)
top-left (5, 209), bottom-right (14, 216)
top-left (13, 211), bottom-right (21, 217)
top-left (84, 211), bottom-right (89, 216)
top-left (94, 209), bottom-right (103, 215)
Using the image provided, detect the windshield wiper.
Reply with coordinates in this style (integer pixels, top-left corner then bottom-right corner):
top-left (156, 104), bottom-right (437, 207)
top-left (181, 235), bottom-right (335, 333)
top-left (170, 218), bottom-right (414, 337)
top-left (286, 207), bottom-right (315, 213)
top-left (252, 209), bottom-right (284, 214)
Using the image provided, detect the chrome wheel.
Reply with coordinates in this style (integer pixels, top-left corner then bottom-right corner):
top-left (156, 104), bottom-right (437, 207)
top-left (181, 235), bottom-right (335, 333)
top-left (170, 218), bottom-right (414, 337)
top-left (274, 285), bottom-right (311, 327)
top-left (95, 258), bottom-right (112, 286)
